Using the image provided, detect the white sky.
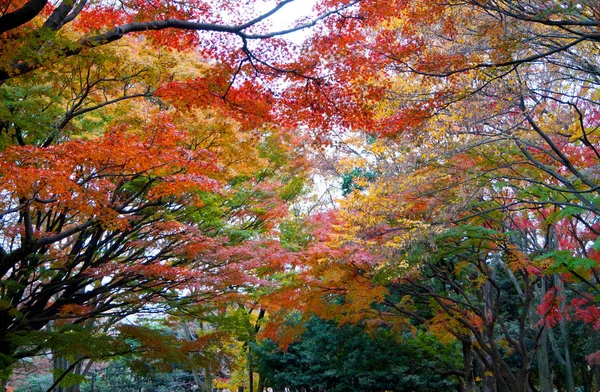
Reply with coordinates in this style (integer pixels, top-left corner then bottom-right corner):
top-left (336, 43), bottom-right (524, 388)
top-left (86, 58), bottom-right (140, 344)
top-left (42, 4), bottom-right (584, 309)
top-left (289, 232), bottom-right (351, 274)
top-left (260, 0), bottom-right (319, 43)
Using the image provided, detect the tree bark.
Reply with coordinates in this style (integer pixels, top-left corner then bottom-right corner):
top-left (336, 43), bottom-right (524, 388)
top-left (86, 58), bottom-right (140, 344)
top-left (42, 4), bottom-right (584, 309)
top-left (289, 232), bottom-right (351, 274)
top-left (582, 363), bottom-right (593, 392)
top-left (555, 276), bottom-right (575, 392)
top-left (52, 356), bottom-right (83, 392)
top-left (537, 328), bottom-right (551, 392)
top-left (202, 367), bottom-right (213, 392)
top-left (537, 278), bottom-right (551, 392)
top-left (257, 373), bottom-right (266, 392)
top-left (462, 340), bottom-right (478, 392)
top-left (0, 0), bottom-right (48, 34)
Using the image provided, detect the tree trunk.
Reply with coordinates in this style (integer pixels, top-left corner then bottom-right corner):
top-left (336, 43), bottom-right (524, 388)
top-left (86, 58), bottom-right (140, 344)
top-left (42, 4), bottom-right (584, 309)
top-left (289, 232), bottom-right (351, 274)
top-left (54, 357), bottom-right (82, 392)
top-left (462, 340), bottom-right (478, 392)
top-left (534, 276), bottom-right (551, 392)
top-left (555, 276), bottom-right (575, 392)
top-left (203, 367), bottom-right (213, 392)
top-left (257, 373), bottom-right (266, 392)
top-left (181, 322), bottom-right (208, 391)
top-left (514, 368), bottom-right (538, 392)
top-left (582, 363), bottom-right (593, 392)
top-left (249, 365), bottom-right (254, 392)
top-left (191, 368), bottom-right (202, 391)
top-left (537, 328), bottom-right (551, 392)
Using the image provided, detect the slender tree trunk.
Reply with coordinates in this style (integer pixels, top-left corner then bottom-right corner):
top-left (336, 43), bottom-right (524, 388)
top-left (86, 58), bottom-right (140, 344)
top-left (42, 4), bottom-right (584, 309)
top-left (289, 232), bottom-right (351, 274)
top-left (548, 327), bottom-right (567, 391)
top-left (249, 364), bottom-right (254, 392)
top-left (558, 320), bottom-right (574, 392)
top-left (246, 307), bottom-right (265, 392)
top-left (482, 268), bottom-right (499, 392)
top-left (53, 356), bottom-right (83, 392)
top-left (181, 322), bottom-right (207, 391)
top-left (535, 276), bottom-right (551, 392)
top-left (190, 368), bottom-right (202, 390)
top-left (257, 373), bottom-right (266, 392)
top-left (555, 276), bottom-right (575, 392)
top-left (462, 340), bottom-right (478, 392)
top-left (203, 367), bottom-right (213, 392)
top-left (582, 363), bottom-right (593, 392)
top-left (537, 328), bottom-right (551, 392)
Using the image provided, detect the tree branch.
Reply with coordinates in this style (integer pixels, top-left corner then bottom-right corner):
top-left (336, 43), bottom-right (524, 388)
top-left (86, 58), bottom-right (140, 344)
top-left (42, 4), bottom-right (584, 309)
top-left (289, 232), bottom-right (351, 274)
top-left (0, 0), bottom-right (362, 83)
top-left (0, 0), bottom-right (47, 35)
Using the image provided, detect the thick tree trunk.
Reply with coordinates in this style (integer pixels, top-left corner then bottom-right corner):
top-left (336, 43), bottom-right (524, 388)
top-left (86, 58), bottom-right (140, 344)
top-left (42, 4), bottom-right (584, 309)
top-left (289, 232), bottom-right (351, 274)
top-left (514, 368), bottom-right (538, 392)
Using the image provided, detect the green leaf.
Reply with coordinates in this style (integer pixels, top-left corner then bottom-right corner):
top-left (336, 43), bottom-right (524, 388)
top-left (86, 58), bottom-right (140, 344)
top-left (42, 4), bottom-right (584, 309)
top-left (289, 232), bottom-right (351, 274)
top-left (593, 236), bottom-right (600, 251)
top-left (537, 250), bottom-right (597, 273)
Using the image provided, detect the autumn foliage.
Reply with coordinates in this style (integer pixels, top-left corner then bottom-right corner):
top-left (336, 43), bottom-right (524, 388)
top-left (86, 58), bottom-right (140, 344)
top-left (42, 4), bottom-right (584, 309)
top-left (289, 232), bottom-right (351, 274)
top-left (2, 0), bottom-right (600, 391)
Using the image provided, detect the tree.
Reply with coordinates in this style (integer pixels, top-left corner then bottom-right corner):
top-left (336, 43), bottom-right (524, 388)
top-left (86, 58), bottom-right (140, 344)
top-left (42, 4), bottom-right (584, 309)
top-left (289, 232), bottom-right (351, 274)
top-left (253, 317), bottom-right (461, 392)
top-left (4, 0), bottom-right (600, 390)
top-left (1, 0), bottom-right (330, 383)
top-left (0, 0), bottom-right (362, 83)
top-left (257, 2), bottom-right (600, 389)
top-left (0, 77), bottom-right (312, 382)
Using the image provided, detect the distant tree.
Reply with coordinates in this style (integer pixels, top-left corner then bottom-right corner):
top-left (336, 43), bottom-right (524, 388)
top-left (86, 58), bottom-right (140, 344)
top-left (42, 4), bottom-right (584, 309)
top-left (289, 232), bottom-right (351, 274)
top-left (252, 317), bottom-right (461, 392)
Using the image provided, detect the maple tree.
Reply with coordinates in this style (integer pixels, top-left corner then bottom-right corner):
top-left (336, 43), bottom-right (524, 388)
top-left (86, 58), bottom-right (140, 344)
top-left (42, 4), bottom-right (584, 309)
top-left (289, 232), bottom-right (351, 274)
top-left (295, 112), bottom-right (600, 391)
top-left (0, 0), bottom-right (335, 386)
top-left (261, 1), bottom-right (600, 391)
top-left (0, 42), bottom-right (313, 389)
top-left (0, 0), bottom-right (361, 81)
top-left (4, 0), bottom-right (600, 390)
